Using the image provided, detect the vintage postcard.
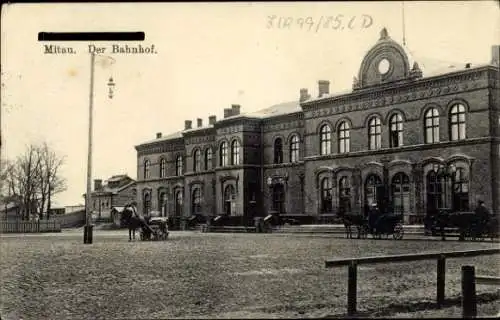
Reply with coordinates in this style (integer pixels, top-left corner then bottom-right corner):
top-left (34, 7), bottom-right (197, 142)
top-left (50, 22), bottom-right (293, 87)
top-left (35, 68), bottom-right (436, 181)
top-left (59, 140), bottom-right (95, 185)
top-left (1, 1), bottom-right (499, 319)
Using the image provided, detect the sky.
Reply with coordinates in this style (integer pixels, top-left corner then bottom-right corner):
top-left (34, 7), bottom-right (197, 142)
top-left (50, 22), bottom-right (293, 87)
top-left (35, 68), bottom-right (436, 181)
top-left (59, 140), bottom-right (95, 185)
top-left (1, 1), bottom-right (499, 207)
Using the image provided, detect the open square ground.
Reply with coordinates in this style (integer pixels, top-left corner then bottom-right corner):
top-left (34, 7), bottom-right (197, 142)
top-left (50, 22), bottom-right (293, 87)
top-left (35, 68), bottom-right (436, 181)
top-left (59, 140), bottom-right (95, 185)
top-left (1, 230), bottom-right (499, 319)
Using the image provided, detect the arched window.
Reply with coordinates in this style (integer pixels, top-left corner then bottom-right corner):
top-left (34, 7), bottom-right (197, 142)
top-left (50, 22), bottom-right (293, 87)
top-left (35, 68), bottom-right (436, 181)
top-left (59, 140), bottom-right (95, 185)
top-left (174, 189), bottom-right (183, 217)
top-left (205, 148), bottom-right (212, 170)
top-left (191, 188), bottom-right (201, 215)
top-left (425, 108), bottom-right (440, 143)
top-left (320, 124), bottom-right (332, 155)
top-left (339, 176), bottom-right (351, 213)
top-left (159, 192), bottom-right (168, 217)
top-left (368, 117), bottom-right (382, 150)
top-left (365, 174), bottom-right (383, 211)
top-left (272, 183), bottom-right (286, 213)
top-left (175, 155), bottom-right (183, 176)
top-left (143, 192), bottom-right (151, 215)
top-left (450, 104), bottom-right (466, 141)
top-left (223, 185), bottom-right (235, 216)
top-left (320, 177), bottom-right (333, 213)
top-left (144, 160), bottom-right (151, 179)
top-left (231, 140), bottom-right (240, 165)
top-left (389, 114), bottom-right (404, 148)
top-left (274, 138), bottom-right (283, 164)
top-left (338, 121), bottom-right (350, 154)
top-left (290, 135), bottom-right (300, 163)
top-left (220, 141), bottom-right (228, 167)
top-left (452, 167), bottom-right (469, 211)
top-left (159, 158), bottom-right (166, 178)
top-left (193, 149), bottom-right (201, 172)
top-left (391, 173), bottom-right (410, 215)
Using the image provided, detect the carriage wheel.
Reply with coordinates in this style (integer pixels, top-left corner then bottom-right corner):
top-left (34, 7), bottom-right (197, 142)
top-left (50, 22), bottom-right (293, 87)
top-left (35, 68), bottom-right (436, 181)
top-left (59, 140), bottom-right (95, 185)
top-left (393, 223), bottom-right (404, 240)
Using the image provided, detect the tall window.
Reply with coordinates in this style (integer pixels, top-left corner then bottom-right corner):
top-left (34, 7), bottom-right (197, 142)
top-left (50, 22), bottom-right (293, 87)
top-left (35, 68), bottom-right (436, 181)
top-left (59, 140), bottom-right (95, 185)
top-left (425, 108), bottom-right (440, 143)
top-left (144, 160), bottom-right (151, 179)
top-left (450, 104), bottom-right (466, 141)
top-left (159, 192), bottom-right (167, 216)
top-left (368, 117), bottom-right (382, 150)
top-left (193, 149), bottom-right (201, 172)
top-left (175, 155), bottom-right (183, 176)
top-left (274, 138), bottom-right (283, 164)
top-left (143, 192), bottom-right (151, 215)
top-left (231, 140), bottom-right (240, 165)
top-left (389, 114), bottom-right (404, 147)
top-left (320, 177), bottom-right (333, 213)
top-left (452, 168), bottom-right (469, 211)
top-left (290, 135), bottom-right (300, 163)
top-left (338, 121), bottom-right (350, 153)
top-left (191, 188), bottom-right (202, 215)
top-left (220, 141), bottom-right (228, 167)
top-left (339, 176), bottom-right (351, 213)
top-left (272, 183), bottom-right (286, 213)
top-left (320, 124), bottom-right (332, 155)
top-left (365, 174), bottom-right (383, 210)
top-left (175, 190), bottom-right (183, 217)
top-left (391, 173), bottom-right (410, 214)
top-left (159, 158), bottom-right (166, 178)
top-left (223, 185), bottom-right (235, 215)
top-left (426, 170), bottom-right (443, 213)
top-left (205, 148), bottom-right (212, 170)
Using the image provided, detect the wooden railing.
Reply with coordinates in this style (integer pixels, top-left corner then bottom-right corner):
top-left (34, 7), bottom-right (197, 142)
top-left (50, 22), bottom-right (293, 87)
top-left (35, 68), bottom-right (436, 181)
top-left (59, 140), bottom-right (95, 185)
top-left (325, 248), bottom-right (500, 317)
top-left (0, 220), bottom-right (61, 233)
top-left (461, 265), bottom-right (500, 318)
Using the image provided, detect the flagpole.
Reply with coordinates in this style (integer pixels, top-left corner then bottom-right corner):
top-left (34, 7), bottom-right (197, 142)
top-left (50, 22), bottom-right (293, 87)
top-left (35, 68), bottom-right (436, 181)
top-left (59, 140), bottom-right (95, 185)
top-left (84, 51), bottom-right (95, 244)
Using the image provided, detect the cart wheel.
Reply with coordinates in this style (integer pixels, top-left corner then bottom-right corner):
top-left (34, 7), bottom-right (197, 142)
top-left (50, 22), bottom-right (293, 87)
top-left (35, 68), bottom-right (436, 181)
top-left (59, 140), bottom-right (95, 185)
top-left (393, 223), bottom-right (404, 240)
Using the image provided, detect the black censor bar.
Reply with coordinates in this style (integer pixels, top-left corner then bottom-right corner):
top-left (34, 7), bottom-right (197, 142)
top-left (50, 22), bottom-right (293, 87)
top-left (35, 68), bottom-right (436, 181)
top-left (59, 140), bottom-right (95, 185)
top-left (38, 32), bottom-right (145, 41)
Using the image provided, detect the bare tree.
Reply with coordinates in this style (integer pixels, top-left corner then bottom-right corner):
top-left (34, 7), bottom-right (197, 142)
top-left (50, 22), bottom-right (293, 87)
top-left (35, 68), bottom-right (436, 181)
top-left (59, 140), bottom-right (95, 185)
top-left (4, 143), bottom-right (66, 220)
top-left (36, 142), bottom-right (66, 219)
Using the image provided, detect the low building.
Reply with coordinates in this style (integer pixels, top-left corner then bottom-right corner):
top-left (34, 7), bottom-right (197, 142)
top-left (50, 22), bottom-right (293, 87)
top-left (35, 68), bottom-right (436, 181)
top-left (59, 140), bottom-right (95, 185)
top-left (134, 28), bottom-right (500, 226)
top-left (83, 175), bottom-right (136, 221)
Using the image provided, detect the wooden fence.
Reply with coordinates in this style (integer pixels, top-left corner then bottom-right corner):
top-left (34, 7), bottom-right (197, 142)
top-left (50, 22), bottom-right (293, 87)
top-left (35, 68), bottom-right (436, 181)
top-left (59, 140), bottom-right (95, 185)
top-left (325, 248), bottom-right (500, 317)
top-left (0, 220), bottom-right (61, 233)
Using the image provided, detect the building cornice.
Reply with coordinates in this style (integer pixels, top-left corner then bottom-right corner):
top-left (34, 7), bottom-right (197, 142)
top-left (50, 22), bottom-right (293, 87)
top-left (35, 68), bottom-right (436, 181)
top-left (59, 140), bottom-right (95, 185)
top-left (301, 66), bottom-right (498, 118)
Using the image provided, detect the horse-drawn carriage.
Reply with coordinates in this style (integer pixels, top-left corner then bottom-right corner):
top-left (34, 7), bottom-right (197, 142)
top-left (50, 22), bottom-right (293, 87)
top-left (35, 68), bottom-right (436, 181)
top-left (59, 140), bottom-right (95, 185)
top-left (140, 216), bottom-right (169, 241)
top-left (121, 206), bottom-right (170, 241)
top-left (342, 211), bottom-right (404, 240)
top-left (425, 209), bottom-right (498, 241)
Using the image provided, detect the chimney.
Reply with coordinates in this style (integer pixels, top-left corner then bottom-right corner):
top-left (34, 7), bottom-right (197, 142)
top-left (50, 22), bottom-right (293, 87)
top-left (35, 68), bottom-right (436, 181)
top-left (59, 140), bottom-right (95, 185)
top-left (318, 80), bottom-right (330, 97)
top-left (465, 63), bottom-right (471, 69)
top-left (209, 115), bottom-right (217, 125)
top-left (156, 132), bottom-right (162, 139)
top-left (231, 104), bottom-right (241, 116)
top-left (491, 45), bottom-right (500, 66)
top-left (197, 118), bottom-right (203, 128)
top-left (299, 88), bottom-right (310, 102)
top-left (224, 108), bottom-right (232, 118)
top-left (184, 120), bottom-right (192, 130)
top-left (94, 179), bottom-right (102, 191)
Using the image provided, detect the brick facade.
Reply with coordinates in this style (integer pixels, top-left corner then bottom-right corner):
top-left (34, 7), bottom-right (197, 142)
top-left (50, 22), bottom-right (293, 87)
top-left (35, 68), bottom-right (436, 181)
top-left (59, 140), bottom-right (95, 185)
top-left (134, 29), bottom-right (500, 225)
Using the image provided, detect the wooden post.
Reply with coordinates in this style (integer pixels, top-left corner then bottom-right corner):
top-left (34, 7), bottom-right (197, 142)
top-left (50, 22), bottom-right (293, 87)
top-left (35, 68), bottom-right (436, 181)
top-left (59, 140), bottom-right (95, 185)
top-left (347, 262), bottom-right (358, 316)
top-left (462, 265), bottom-right (477, 318)
top-left (437, 255), bottom-right (446, 307)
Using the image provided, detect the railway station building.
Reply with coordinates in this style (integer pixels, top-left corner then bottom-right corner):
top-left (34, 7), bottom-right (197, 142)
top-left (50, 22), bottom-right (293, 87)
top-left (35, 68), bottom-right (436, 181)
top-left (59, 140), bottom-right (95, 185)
top-left (134, 28), bottom-right (500, 227)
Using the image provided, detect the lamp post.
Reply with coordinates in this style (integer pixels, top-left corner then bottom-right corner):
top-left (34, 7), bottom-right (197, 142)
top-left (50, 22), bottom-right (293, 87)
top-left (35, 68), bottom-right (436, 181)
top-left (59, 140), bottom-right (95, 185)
top-left (83, 52), bottom-right (116, 244)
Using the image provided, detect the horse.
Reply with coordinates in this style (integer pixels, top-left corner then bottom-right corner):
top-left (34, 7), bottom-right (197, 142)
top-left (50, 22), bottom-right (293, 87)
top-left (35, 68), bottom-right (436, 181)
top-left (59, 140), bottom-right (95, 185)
top-left (121, 205), bottom-right (144, 241)
top-left (337, 211), bottom-right (368, 239)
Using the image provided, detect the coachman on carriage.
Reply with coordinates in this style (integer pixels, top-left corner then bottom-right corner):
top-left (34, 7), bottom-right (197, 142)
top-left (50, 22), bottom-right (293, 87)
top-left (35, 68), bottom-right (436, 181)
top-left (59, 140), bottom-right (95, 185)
top-left (338, 202), bottom-right (404, 240)
top-left (121, 203), bottom-right (169, 241)
top-left (425, 200), bottom-right (498, 241)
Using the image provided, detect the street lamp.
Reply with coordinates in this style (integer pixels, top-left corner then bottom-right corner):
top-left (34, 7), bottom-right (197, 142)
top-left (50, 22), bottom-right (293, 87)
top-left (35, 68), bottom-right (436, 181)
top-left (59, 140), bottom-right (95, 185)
top-left (84, 52), bottom-right (116, 244)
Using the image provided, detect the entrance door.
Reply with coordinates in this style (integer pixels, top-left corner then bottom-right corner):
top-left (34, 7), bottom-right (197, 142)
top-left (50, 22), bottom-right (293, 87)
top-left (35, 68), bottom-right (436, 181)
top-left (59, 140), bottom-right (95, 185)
top-left (224, 185), bottom-right (235, 216)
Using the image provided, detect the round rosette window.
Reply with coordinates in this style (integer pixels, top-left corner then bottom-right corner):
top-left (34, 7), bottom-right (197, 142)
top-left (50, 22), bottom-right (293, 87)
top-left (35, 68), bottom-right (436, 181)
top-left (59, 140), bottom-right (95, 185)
top-left (378, 58), bottom-right (391, 75)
